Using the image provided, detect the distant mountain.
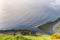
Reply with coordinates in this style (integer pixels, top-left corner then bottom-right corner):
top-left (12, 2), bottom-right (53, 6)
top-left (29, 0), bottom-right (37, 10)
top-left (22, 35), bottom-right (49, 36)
top-left (38, 18), bottom-right (60, 34)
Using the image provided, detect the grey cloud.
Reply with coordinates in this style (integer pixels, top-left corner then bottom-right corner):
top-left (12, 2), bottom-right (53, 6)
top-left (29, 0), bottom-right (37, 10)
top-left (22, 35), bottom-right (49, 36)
top-left (0, 0), bottom-right (60, 30)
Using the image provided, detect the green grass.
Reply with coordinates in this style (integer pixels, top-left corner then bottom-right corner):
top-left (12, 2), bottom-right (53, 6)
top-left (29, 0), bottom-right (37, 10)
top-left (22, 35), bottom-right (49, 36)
top-left (0, 34), bottom-right (51, 40)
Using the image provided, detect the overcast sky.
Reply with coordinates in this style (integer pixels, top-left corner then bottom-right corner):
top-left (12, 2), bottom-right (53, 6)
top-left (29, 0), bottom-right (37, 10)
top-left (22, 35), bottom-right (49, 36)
top-left (0, 0), bottom-right (60, 30)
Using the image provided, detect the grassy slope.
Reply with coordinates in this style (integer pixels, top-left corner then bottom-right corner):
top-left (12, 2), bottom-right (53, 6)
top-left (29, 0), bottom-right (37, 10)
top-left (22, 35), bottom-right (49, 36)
top-left (0, 34), bottom-right (51, 40)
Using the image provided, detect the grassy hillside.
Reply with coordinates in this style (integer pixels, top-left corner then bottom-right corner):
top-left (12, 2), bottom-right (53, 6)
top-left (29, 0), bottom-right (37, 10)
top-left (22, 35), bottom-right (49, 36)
top-left (0, 34), bottom-right (51, 40)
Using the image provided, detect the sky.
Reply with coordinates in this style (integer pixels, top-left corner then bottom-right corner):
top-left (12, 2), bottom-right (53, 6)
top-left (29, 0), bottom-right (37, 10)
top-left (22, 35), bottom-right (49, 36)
top-left (0, 0), bottom-right (60, 30)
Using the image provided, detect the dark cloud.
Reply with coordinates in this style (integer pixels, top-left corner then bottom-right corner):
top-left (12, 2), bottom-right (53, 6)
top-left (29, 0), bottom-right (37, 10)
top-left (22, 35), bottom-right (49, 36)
top-left (0, 0), bottom-right (60, 30)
